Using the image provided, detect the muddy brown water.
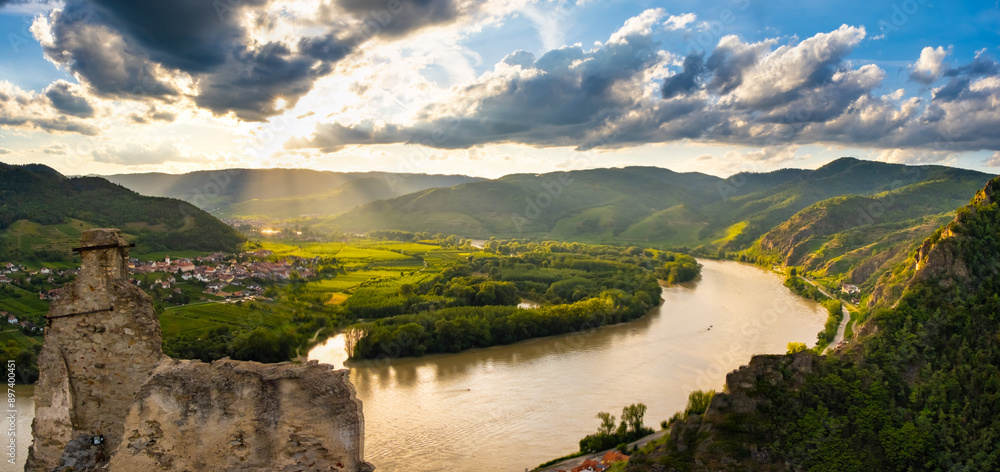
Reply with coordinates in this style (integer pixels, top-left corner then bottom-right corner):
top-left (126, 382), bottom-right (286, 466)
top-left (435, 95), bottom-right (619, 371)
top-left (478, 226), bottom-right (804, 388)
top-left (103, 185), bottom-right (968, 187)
top-left (309, 259), bottom-right (827, 472)
top-left (13, 259), bottom-right (825, 472)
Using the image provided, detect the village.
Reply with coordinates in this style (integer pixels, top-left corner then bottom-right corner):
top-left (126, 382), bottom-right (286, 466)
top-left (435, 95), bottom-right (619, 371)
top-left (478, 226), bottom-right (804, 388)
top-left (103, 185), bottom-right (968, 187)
top-left (0, 249), bottom-right (332, 332)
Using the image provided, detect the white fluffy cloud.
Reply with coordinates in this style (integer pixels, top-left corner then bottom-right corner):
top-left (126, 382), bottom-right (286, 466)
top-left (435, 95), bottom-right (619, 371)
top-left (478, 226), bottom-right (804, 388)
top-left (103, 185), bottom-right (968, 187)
top-left (289, 19), bottom-right (1000, 155)
top-left (910, 46), bottom-right (950, 84)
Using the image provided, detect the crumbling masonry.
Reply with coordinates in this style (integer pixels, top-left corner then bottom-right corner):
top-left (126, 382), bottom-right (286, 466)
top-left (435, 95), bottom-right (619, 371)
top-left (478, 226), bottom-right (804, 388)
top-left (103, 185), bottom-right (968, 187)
top-left (25, 229), bottom-right (373, 472)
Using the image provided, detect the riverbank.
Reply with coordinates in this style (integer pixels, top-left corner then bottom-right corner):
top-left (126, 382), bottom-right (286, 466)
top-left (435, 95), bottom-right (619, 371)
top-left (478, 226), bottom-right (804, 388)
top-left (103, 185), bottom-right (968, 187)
top-left (308, 259), bottom-right (829, 471)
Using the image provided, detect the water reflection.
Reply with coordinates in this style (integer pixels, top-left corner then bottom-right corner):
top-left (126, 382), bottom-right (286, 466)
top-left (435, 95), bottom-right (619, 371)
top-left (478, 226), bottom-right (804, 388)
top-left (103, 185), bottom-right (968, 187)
top-left (310, 259), bottom-right (827, 472)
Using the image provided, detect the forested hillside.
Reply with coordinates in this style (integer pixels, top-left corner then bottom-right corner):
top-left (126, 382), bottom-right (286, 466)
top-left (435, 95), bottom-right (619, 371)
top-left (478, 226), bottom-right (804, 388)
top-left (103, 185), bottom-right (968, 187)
top-left (624, 177), bottom-right (1000, 471)
top-left (0, 163), bottom-right (244, 262)
top-left (330, 158), bottom-right (990, 289)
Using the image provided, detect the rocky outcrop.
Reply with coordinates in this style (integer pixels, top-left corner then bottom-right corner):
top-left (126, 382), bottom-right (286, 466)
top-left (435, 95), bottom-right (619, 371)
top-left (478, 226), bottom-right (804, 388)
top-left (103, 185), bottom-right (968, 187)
top-left (27, 229), bottom-right (372, 472)
top-left (868, 178), bottom-right (999, 310)
top-left (26, 229), bottom-right (164, 472)
top-left (720, 352), bottom-right (814, 415)
top-left (109, 358), bottom-right (371, 472)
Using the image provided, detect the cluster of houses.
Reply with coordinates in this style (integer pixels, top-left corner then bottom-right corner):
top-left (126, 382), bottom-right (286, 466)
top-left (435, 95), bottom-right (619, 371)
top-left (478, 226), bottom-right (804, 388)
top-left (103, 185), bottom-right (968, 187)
top-left (2, 249), bottom-right (328, 325)
top-left (0, 263), bottom-right (74, 287)
top-left (128, 251), bottom-right (315, 300)
top-left (2, 310), bottom-right (41, 334)
top-left (841, 284), bottom-right (861, 304)
top-left (555, 451), bottom-right (629, 472)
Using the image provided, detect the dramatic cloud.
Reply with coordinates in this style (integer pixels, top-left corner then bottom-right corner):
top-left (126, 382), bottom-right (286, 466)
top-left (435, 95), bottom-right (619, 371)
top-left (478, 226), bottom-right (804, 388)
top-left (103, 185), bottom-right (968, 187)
top-left (290, 8), bottom-right (671, 151)
top-left (660, 53), bottom-right (703, 99)
top-left (0, 81), bottom-right (100, 135)
top-left (30, 0), bottom-right (480, 121)
top-left (932, 52), bottom-right (1000, 102)
top-left (44, 80), bottom-right (95, 118)
top-left (334, 0), bottom-right (476, 38)
top-left (289, 20), bottom-right (1000, 154)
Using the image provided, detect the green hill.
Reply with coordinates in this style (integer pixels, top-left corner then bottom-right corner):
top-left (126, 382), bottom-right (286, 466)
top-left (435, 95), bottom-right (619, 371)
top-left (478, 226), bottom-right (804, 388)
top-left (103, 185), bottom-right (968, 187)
top-left (104, 168), bottom-right (484, 218)
top-left (328, 159), bottom-right (991, 286)
top-left (624, 176), bottom-right (1000, 471)
top-left (332, 159), bottom-right (988, 240)
top-left (0, 162), bottom-right (244, 262)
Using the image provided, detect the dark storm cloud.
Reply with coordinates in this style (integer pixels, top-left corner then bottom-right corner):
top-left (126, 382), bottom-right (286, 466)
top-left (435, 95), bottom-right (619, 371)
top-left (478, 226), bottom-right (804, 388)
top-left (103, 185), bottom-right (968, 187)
top-left (37, 0), bottom-right (470, 121)
top-left (40, 2), bottom-right (179, 98)
top-left (44, 81), bottom-right (95, 118)
top-left (87, 0), bottom-right (267, 72)
top-left (336, 0), bottom-right (468, 37)
top-left (193, 41), bottom-right (345, 121)
top-left (661, 53), bottom-right (703, 99)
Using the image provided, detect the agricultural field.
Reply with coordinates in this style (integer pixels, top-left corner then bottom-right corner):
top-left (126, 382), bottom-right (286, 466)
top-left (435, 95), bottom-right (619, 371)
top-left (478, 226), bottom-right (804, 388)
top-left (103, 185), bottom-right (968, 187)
top-left (0, 285), bottom-right (50, 317)
top-left (159, 300), bottom-right (295, 339)
top-left (0, 329), bottom-right (42, 351)
top-left (266, 240), bottom-right (477, 306)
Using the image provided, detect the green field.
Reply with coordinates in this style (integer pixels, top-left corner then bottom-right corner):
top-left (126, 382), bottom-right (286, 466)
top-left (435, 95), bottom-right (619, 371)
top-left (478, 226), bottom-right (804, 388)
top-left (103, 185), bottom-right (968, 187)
top-left (0, 329), bottom-right (42, 350)
top-left (0, 286), bottom-right (50, 317)
top-left (159, 301), bottom-right (295, 339)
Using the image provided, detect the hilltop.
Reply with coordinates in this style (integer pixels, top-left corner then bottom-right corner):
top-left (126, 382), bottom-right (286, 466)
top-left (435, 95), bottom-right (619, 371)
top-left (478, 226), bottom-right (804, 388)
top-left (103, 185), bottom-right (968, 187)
top-left (329, 158), bottom-right (991, 288)
top-left (0, 162), bottom-right (244, 262)
top-left (624, 176), bottom-right (1000, 471)
top-left (104, 168), bottom-right (484, 218)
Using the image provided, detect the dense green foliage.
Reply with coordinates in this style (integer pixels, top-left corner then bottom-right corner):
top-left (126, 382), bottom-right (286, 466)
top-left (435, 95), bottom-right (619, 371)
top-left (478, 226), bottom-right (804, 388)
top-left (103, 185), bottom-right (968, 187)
top-left (579, 403), bottom-right (655, 453)
top-left (816, 300), bottom-right (843, 346)
top-left (347, 242), bottom-right (695, 359)
top-left (626, 177), bottom-right (1000, 471)
top-left (783, 275), bottom-right (827, 301)
top-left (0, 163), bottom-right (244, 261)
top-left (0, 337), bottom-right (40, 384)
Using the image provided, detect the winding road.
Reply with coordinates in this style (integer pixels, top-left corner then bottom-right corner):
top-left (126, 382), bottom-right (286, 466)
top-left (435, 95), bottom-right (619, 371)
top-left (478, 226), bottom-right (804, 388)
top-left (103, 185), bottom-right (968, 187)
top-left (797, 276), bottom-right (853, 352)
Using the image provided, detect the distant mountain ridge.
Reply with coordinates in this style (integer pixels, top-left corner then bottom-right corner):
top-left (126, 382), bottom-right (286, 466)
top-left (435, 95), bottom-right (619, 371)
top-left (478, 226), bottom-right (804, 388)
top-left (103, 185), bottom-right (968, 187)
top-left (328, 158), bottom-right (993, 288)
top-left (104, 168), bottom-right (485, 218)
top-left (0, 162), bottom-right (244, 261)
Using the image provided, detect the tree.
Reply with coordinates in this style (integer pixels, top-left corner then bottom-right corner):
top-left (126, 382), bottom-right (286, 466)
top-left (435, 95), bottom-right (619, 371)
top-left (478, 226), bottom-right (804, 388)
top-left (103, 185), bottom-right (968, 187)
top-left (597, 412), bottom-right (617, 436)
top-left (787, 342), bottom-right (808, 354)
top-left (685, 390), bottom-right (715, 416)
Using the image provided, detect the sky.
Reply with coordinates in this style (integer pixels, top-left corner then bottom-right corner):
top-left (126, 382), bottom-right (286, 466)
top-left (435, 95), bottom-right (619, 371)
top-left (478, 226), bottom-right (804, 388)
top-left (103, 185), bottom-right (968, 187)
top-left (0, 0), bottom-right (999, 178)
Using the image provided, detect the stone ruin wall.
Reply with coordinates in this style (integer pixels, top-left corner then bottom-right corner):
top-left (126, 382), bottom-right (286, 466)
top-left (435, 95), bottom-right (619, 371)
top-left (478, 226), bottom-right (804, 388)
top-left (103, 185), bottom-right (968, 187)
top-left (25, 229), bottom-right (372, 472)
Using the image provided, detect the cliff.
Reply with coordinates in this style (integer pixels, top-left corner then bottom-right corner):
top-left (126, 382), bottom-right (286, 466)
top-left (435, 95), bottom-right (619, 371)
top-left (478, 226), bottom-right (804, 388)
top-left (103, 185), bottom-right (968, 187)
top-left (26, 229), bottom-right (372, 472)
top-left (626, 176), bottom-right (1000, 471)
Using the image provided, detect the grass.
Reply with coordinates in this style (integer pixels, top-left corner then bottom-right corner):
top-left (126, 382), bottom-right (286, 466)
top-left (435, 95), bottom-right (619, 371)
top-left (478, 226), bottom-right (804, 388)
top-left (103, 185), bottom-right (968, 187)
top-left (159, 300), bottom-right (294, 339)
top-left (712, 221), bottom-right (749, 246)
top-left (259, 241), bottom-right (347, 258)
top-left (0, 286), bottom-right (50, 316)
top-left (326, 293), bottom-right (349, 305)
top-left (0, 329), bottom-right (42, 350)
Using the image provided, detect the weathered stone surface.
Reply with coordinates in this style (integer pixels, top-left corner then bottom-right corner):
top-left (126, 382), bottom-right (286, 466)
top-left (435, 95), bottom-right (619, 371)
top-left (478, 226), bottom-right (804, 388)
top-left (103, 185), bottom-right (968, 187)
top-left (28, 228), bottom-right (372, 472)
top-left (26, 229), bottom-right (164, 472)
top-left (108, 358), bottom-right (372, 472)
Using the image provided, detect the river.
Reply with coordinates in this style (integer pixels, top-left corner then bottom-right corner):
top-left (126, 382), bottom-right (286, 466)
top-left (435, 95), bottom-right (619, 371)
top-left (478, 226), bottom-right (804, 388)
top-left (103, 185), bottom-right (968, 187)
top-left (12, 259), bottom-right (827, 471)
top-left (308, 259), bottom-right (827, 471)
